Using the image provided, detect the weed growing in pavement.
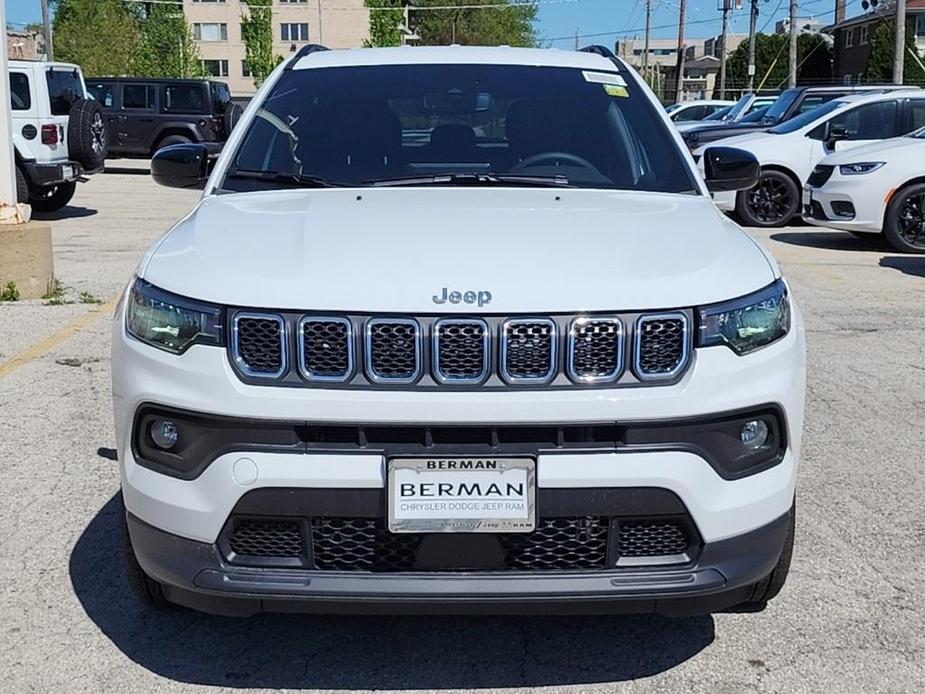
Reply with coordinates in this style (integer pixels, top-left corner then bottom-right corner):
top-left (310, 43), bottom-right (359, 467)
top-left (42, 278), bottom-right (65, 301)
top-left (78, 291), bottom-right (104, 305)
top-left (0, 282), bottom-right (20, 302)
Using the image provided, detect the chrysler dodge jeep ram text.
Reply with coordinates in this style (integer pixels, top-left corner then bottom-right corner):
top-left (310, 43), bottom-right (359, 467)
top-left (112, 45), bottom-right (805, 616)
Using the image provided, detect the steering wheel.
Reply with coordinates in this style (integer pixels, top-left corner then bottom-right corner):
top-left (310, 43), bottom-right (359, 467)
top-left (511, 151), bottom-right (599, 173)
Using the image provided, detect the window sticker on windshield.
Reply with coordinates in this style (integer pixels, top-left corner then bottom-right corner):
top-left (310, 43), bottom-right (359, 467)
top-left (582, 71), bottom-right (626, 86)
top-left (604, 84), bottom-right (629, 98)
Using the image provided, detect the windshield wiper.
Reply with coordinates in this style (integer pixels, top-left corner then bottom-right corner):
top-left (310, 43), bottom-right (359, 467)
top-left (225, 169), bottom-right (344, 188)
top-left (365, 173), bottom-right (572, 188)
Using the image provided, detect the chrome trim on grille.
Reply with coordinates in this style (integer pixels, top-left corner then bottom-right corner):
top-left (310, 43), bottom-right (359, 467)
top-left (231, 312), bottom-right (287, 379)
top-left (364, 317), bottom-right (422, 384)
top-left (432, 318), bottom-right (490, 385)
top-left (500, 317), bottom-right (558, 385)
top-left (297, 316), bottom-right (354, 383)
top-left (566, 316), bottom-right (625, 384)
top-left (633, 312), bottom-right (690, 381)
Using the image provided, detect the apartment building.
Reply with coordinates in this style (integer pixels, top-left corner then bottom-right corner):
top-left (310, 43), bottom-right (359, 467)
top-left (184, 0), bottom-right (370, 96)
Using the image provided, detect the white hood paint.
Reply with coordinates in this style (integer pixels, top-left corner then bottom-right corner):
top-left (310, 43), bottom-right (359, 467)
top-left (818, 135), bottom-right (925, 165)
top-left (141, 188), bottom-right (776, 313)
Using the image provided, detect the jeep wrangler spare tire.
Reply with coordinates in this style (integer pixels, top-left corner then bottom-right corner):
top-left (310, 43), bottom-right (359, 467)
top-left (67, 97), bottom-right (108, 170)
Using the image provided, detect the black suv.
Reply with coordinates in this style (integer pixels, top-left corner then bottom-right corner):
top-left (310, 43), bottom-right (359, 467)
top-left (86, 78), bottom-right (243, 157)
top-left (681, 84), bottom-right (917, 150)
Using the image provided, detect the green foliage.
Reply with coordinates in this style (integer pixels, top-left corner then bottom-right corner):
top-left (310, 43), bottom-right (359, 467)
top-left (365, 0), bottom-right (404, 47)
top-left (78, 291), bottom-right (103, 305)
top-left (1, 282), bottom-right (20, 302)
top-left (132, 2), bottom-right (206, 79)
top-left (241, 0), bottom-right (282, 86)
top-left (726, 33), bottom-right (832, 91)
top-left (411, 0), bottom-right (537, 47)
top-left (52, 0), bottom-right (139, 76)
top-left (865, 21), bottom-right (925, 85)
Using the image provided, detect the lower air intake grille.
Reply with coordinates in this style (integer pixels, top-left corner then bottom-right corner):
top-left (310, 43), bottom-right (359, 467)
top-left (617, 519), bottom-right (690, 557)
top-left (233, 314), bottom-right (285, 376)
top-left (366, 319), bottom-right (420, 382)
top-left (228, 518), bottom-right (303, 558)
top-left (500, 517), bottom-right (608, 570)
top-left (635, 314), bottom-right (688, 379)
top-left (502, 319), bottom-right (556, 383)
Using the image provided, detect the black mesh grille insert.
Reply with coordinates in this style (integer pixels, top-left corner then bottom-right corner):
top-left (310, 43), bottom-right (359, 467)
top-left (234, 315), bottom-right (284, 375)
top-left (807, 164), bottom-right (834, 188)
top-left (434, 320), bottom-right (487, 381)
top-left (500, 517), bottom-right (608, 569)
top-left (503, 320), bottom-right (555, 381)
top-left (617, 519), bottom-right (690, 557)
top-left (367, 320), bottom-right (419, 381)
top-left (311, 518), bottom-right (418, 571)
top-left (229, 518), bottom-right (303, 558)
top-left (636, 316), bottom-right (686, 377)
top-left (570, 319), bottom-right (622, 381)
top-left (301, 319), bottom-right (351, 380)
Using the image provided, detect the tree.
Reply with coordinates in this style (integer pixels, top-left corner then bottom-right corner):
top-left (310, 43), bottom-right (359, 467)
top-left (52, 0), bottom-right (139, 76)
top-left (365, 0), bottom-right (404, 47)
top-left (865, 20), bottom-right (925, 85)
top-left (132, 2), bottom-right (206, 79)
top-left (413, 0), bottom-right (537, 46)
top-left (726, 33), bottom-right (832, 92)
top-left (241, 0), bottom-right (282, 86)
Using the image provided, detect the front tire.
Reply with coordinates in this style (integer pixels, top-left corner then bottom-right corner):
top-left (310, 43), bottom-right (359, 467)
top-left (29, 180), bottom-right (77, 213)
top-left (123, 514), bottom-right (170, 609)
top-left (153, 134), bottom-right (193, 155)
top-left (884, 183), bottom-right (925, 253)
top-left (736, 170), bottom-right (801, 228)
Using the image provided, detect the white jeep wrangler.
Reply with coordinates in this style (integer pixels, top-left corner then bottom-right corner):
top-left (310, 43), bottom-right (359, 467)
top-left (113, 45), bottom-right (805, 617)
top-left (9, 60), bottom-right (108, 212)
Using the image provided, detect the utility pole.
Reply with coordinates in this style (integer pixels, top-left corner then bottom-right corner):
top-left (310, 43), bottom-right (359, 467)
top-left (719, 0), bottom-right (730, 99)
top-left (747, 0), bottom-right (759, 91)
top-left (674, 0), bottom-right (687, 103)
top-left (41, 0), bottom-right (54, 61)
top-left (643, 0), bottom-right (652, 83)
top-left (788, 0), bottom-right (798, 87)
top-left (894, 0), bottom-right (907, 84)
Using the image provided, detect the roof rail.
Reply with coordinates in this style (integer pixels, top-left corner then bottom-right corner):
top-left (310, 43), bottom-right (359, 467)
top-left (578, 45), bottom-right (616, 59)
top-left (285, 44), bottom-right (330, 69)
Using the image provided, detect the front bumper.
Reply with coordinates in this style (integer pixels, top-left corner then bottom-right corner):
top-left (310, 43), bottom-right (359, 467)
top-left (21, 159), bottom-right (87, 187)
top-left (802, 182), bottom-right (885, 233)
top-left (128, 507), bottom-right (792, 616)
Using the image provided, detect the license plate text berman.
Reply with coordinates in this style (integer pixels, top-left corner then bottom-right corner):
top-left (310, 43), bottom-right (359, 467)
top-left (388, 457), bottom-right (536, 533)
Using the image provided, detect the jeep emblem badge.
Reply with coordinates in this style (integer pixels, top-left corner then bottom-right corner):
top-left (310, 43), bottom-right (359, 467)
top-left (432, 287), bottom-right (493, 308)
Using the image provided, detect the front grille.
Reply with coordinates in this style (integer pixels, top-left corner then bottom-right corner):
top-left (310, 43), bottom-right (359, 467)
top-left (226, 515), bottom-right (698, 572)
top-left (366, 318), bottom-right (421, 383)
top-left (807, 164), bottom-right (834, 188)
top-left (501, 319), bottom-right (556, 383)
top-left (568, 317), bottom-right (623, 383)
top-left (232, 314), bottom-right (285, 377)
top-left (634, 314), bottom-right (689, 379)
top-left (299, 317), bottom-right (352, 382)
top-left (433, 319), bottom-right (489, 383)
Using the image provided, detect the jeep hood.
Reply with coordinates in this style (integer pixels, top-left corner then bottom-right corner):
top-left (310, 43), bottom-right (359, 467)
top-left (141, 188), bottom-right (777, 313)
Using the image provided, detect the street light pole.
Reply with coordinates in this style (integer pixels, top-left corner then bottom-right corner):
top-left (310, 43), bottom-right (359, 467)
top-left (894, 0), bottom-right (907, 84)
top-left (41, 0), bottom-right (54, 61)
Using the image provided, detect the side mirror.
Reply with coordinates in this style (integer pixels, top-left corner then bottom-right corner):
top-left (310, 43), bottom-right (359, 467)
top-left (151, 143), bottom-right (211, 189)
top-left (825, 125), bottom-right (849, 149)
top-left (702, 146), bottom-right (760, 192)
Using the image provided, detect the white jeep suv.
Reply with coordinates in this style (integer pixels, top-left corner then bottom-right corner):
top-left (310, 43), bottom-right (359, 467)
top-left (112, 45), bottom-right (805, 617)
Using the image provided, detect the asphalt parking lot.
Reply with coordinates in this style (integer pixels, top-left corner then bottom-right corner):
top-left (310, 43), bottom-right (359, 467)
top-left (1, 163), bottom-right (923, 693)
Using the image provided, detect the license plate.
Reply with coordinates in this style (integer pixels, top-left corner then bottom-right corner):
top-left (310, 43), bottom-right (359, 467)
top-left (388, 457), bottom-right (536, 533)
top-left (802, 188), bottom-right (812, 207)
top-left (61, 165), bottom-right (74, 179)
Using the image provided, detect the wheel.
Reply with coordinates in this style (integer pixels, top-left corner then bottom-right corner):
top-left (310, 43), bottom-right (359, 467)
top-left (736, 504), bottom-right (796, 611)
top-left (883, 183), bottom-right (925, 253)
top-left (153, 134), bottom-right (193, 154)
top-left (123, 513), bottom-right (170, 609)
top-left (29, 180), bottom-right (76, 213)
top-left (15, 166), bottom-right (29, 203)
top-left (67, 97), bottom-right (108, 170)
top-left (736, 170), bottom-right (801, 228)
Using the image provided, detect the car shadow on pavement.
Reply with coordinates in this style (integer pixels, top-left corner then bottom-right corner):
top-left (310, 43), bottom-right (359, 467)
top-left (769, 230), bottom-right (889, 252)
top-left (102, 165), bottom-right (151, 176)
top-left (70, 494), bottom-right (715, 689)
top-left (31, 205), bottom-right (98, 221)
top-left (879, 256), bottom-right (925, 277)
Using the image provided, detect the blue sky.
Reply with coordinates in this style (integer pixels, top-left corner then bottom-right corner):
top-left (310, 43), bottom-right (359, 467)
top-left (5, 0), bottom-right (850, 45)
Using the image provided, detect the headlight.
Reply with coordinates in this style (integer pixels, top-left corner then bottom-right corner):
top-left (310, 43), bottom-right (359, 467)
top-left (839, 162), bottom-right (884, 175)
top-left (126, 278), bottom-right (224, 354)
top-left (697, 279), bottom-right (790, 355)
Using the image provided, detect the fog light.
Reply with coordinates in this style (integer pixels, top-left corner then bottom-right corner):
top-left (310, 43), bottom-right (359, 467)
top-left (150, 418), bottom-right (179, 450)
top-left (740, 420), bottom-right (769, 450)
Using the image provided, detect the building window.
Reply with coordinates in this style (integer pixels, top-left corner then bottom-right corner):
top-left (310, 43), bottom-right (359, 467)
top-left (917, 15), bottom-right (925, 38)
top-left (844, 28), bottom-right (855, 48)
top-left (860, 25), bottom-right (869, 45)
top-left (193, 23), bottom-right (228, 42)
top-left (280, 0), bottom-right (308, 3)
top-left (201, 59), bottom-right (229, 78)
top-left (242, 60), bottom-right (252, 78)
top-left (281, 23), bottom-right (309, 41)
top-left (192, 0), bottom-right (226, 3)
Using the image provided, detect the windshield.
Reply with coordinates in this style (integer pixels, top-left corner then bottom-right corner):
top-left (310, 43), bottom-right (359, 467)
top-left (704, 105), bottom-right (734, 121)
top-left (741, 106), bottom-right (770, 123)
top-left (722, 94), bottom-right (753, 121)
top-left (760, 88), bottom-right (801, 123)
top-left (768, 100), bottom-right (846, 134)
top-left (226, 63), bottom-right (698, 193)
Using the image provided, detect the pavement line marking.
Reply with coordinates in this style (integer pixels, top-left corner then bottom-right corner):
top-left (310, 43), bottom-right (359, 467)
top-left (0, 295), bottom-right (120, 380)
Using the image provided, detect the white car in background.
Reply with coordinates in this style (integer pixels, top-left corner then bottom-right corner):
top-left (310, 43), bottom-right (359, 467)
top-left (674, 94), bottom-right (777, 133)
top-left (803, 130), bottom-right (925, 253)
top-left (700, 90), bottom-right (925, 227)
top-left (666, 99), bottom-right (735, 122)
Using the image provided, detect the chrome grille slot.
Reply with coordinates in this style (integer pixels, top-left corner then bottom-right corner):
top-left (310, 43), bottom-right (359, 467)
top-left (232, 313), bottom-right (286, 377)
top-left (568, 317), bottom-right (624, 383)
top-left (634, 313), bottom-right (689, 380)
top-left (501, 318), bottom-right (557, 384)
top-left (365, 318), bottom-right (421, 383)
top-left (299, 317), bottom-right (353, 383)
top-left (433, 318), bottom-right (489, 384)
